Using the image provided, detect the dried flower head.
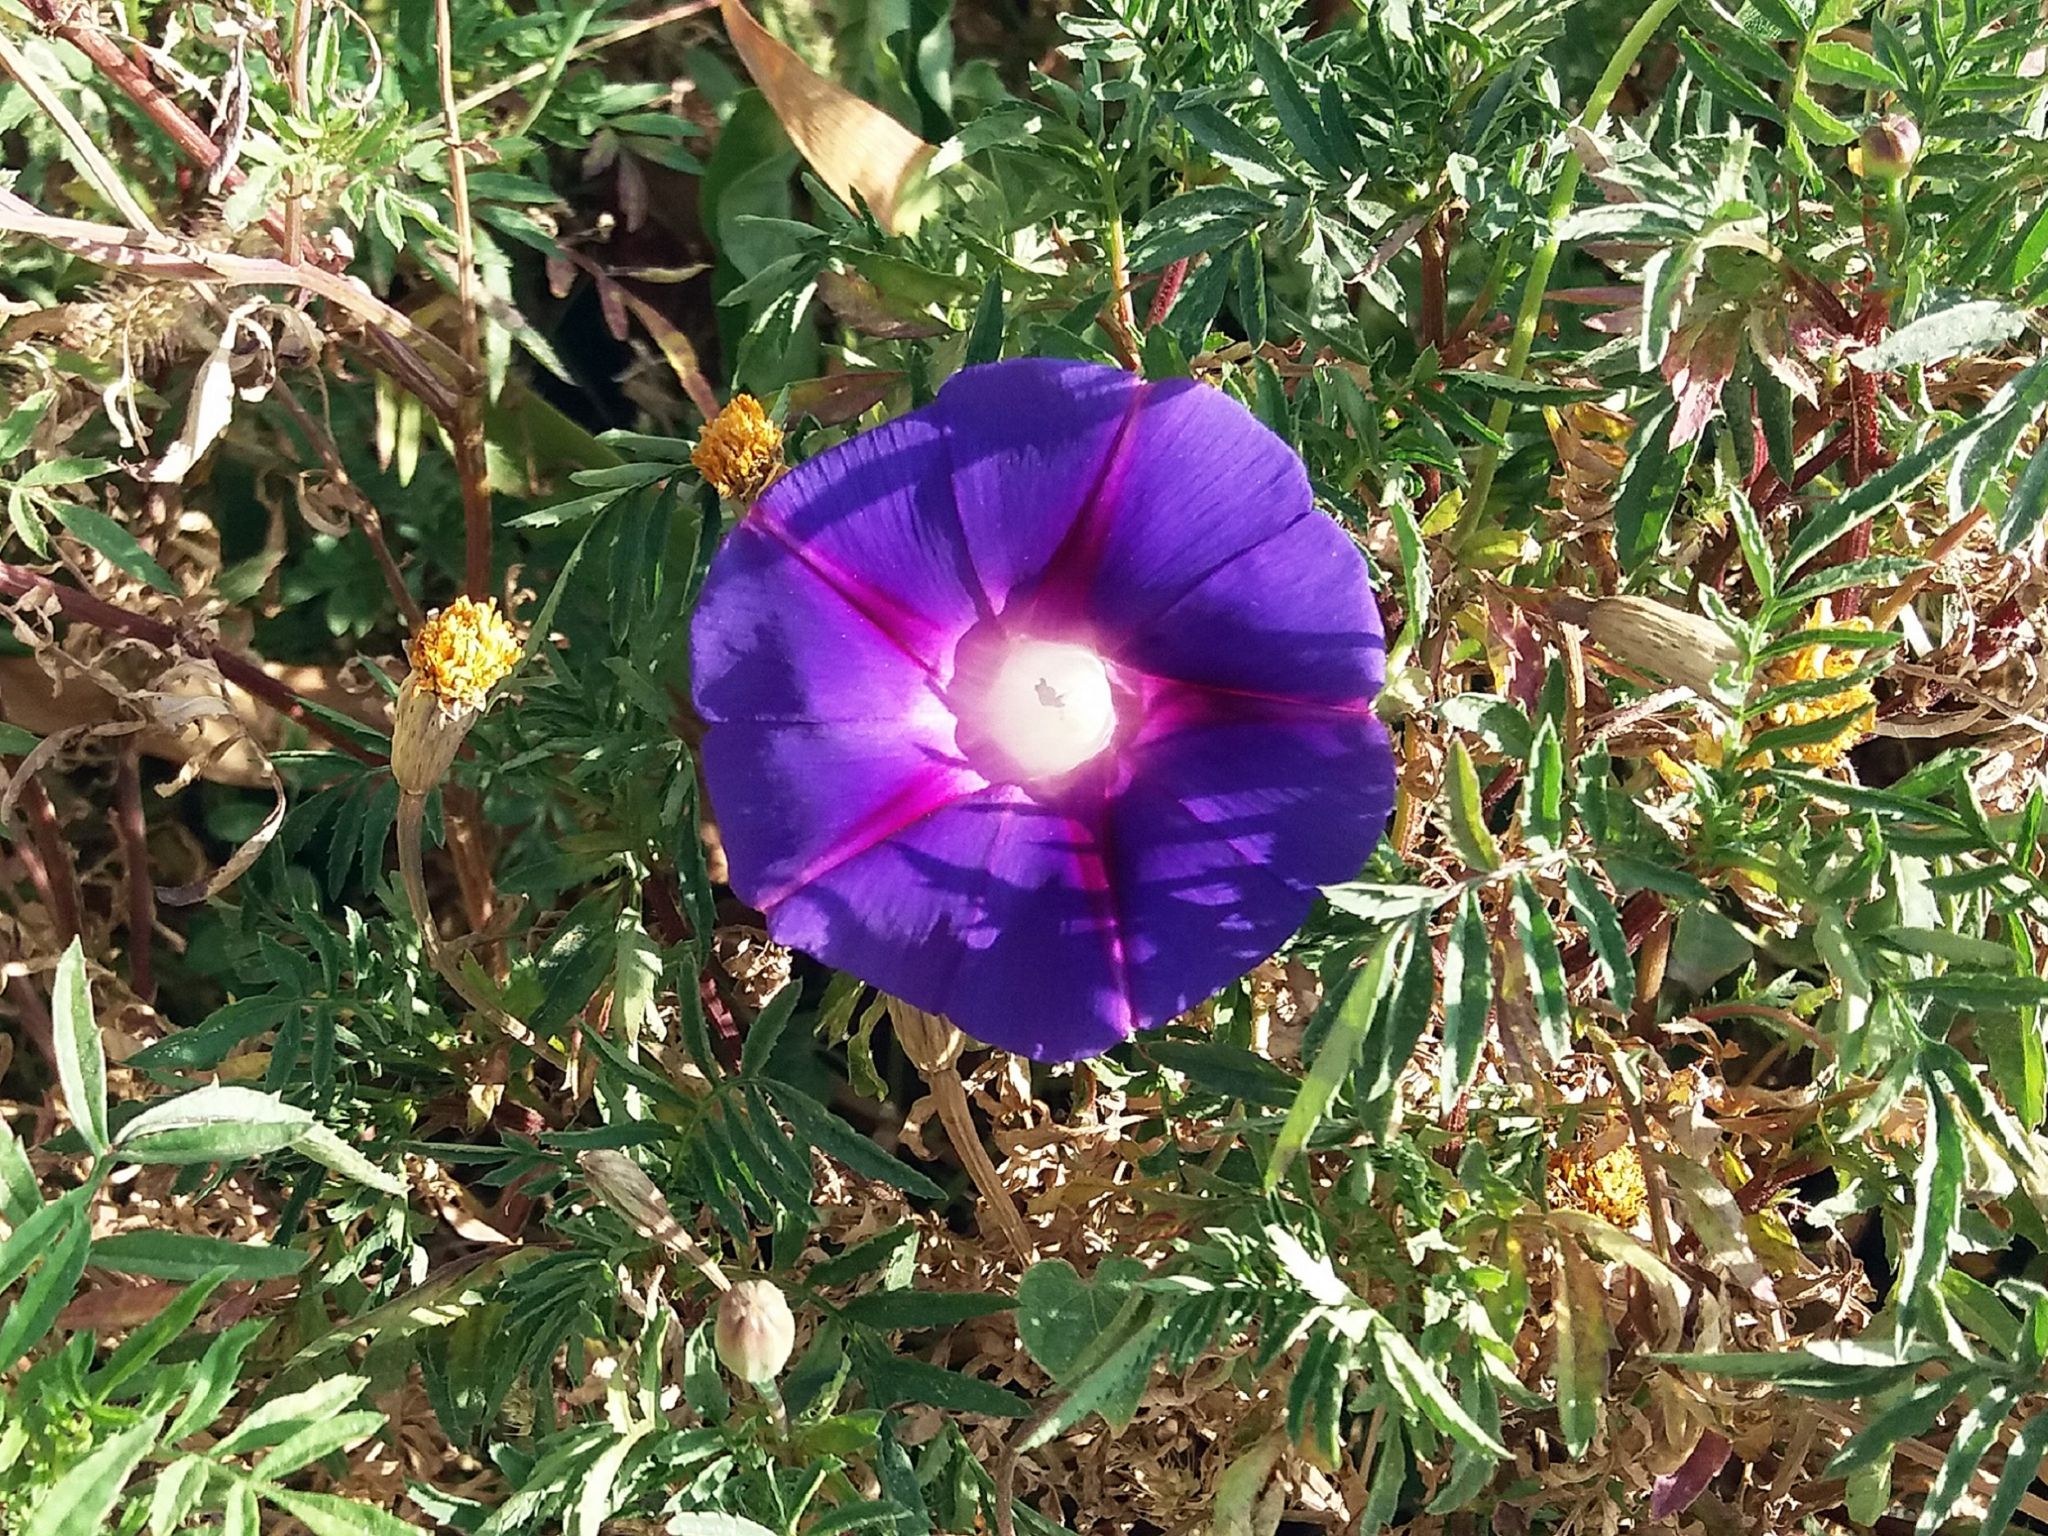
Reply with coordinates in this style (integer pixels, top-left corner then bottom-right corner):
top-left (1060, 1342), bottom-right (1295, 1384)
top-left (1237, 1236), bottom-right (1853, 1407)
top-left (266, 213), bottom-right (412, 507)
top-left (407, 597), bottom-right (521, 715)
top-left (1759, 610), bottom-right (1877, 768)
top-left (693, 394), bottom-right (784, 502)
top-left (1548, 1143), bottom-right (1649, 1228)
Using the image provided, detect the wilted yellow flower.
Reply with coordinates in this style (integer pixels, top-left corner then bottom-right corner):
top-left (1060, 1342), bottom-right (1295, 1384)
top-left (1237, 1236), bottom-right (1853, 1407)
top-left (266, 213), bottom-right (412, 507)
top-left (392, 598), bottom-right (521, 796)
top-left (1757, 610), bottom-right (1877, 768)
top-left (1548, 1143), bottom-right (1649, 1228)
top-left (693, 394), bottom-right (784, 502)
top-left (407, 597), bottom-right (521, 714)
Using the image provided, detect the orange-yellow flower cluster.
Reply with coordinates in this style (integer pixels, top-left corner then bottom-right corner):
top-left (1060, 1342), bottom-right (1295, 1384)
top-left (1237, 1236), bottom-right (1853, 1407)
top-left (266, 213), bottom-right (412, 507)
top-left (693, 394), bottom-right (784, 502)
top-left (407, 597), bottom-right (521, 714)
top-left (1548, 1142), bottom-right (1650, 1228)
top-left (1758, 612), bottom-right (1877, 769)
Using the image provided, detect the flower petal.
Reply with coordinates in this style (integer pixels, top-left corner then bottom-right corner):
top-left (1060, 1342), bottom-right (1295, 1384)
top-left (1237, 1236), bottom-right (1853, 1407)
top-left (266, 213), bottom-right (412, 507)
top-left (691, 520), bottom-right (941, 724)
top-left (764, 786), bottom-right (1138, 1062)
top-left (748, 409), bottom-right (979, 656)
top-left (1105, 702), bottom-right (1396, 1024)
top-left (1117, 502), bottom-right (1385, 707)
top-left (933, 358), bottom-right (1143, 611)
top-left (701, 717), bottom-right (982, 913)
top-left (1027, 377), bottom-right (1311, 635)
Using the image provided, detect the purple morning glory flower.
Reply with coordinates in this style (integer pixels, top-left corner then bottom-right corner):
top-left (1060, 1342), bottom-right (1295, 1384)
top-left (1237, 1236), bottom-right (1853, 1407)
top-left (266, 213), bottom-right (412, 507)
top-left (690, 358), bottom-right (1395, 1062)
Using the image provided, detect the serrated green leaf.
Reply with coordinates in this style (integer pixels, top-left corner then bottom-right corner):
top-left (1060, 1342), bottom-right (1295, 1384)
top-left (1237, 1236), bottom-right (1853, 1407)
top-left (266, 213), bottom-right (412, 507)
top-left (1439, 890), bottom-right (1492, 1110)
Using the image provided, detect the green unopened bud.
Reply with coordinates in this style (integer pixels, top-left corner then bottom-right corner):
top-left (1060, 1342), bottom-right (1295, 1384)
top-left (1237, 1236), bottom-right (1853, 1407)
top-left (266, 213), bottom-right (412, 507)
top-left (1859, 114), bottom-right (1921, 181)
top-left (715, 1279), bottom-right (795, 1385)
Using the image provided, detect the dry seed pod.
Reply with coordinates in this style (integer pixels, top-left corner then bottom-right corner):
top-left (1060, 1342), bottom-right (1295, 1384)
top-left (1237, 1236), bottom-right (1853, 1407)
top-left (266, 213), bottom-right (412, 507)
top-left (715, 1279), bottom-right (796, 1385)
top-left (1552, 595), bottom-right (1742, 697)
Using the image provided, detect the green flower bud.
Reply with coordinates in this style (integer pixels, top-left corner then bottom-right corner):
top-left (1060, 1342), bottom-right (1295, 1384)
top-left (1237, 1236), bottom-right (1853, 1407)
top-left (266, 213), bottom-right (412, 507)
top-left (715, 1279), bottom-right (795, 1385)
top-left (1860, 114), bottom-right (1921, 181)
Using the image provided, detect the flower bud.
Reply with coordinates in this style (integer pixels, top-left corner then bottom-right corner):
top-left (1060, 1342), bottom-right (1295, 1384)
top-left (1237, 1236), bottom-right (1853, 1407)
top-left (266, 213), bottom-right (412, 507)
top-left (1859, 114), bottom-right (1921, 181)
top-left (715, 1279), bottom-right (796, 1385)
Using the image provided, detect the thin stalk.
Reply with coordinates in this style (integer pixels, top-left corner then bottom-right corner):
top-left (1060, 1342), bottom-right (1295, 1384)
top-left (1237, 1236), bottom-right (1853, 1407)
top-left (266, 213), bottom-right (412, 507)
top-left (114, 742), bottom-right (155, 1003)
top-left (433, 0), bottom-right (493, 598)
top-left (1460, 0), bottom-right (1683, 525)
top-left (457, 0), bottom-right (718, 113)
top-left (286, 0), bottom-right (313, 262)
top-left (397, 789), bottom-right (566, 1068)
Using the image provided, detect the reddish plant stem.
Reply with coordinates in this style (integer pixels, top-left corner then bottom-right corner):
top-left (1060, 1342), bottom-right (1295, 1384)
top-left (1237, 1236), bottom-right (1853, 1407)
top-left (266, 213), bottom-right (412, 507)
top-left (1823, 295), bottom-right (1892, 614)
top-left (1418, 216), bottom-right (1448, 351)
top-left (0, 562), bottom-right (383, 765)
top-left (20, 0), bottom-right (288, 250)
top-left (17, 774), bottom-right (82, 941)
top-left (114, 742), bottom-right (155, 1002)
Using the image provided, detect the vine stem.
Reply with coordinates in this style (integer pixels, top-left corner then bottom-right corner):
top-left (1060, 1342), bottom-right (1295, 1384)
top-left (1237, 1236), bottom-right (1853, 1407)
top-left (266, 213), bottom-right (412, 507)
top-left (1459, 0), bottom-right (1684, 525)
top-left (433, 0), bottom-right (493, 598)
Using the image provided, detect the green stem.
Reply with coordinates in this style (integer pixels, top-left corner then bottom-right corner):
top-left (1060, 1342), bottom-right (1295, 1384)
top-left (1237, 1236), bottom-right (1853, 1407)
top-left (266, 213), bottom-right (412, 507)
top-left (1459, 0), bottom-right (1684, 526)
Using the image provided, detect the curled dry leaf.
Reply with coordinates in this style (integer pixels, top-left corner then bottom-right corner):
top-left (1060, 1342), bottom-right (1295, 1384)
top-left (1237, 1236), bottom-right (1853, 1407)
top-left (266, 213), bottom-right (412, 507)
top-left (718, 0), bottom-right (936, 235)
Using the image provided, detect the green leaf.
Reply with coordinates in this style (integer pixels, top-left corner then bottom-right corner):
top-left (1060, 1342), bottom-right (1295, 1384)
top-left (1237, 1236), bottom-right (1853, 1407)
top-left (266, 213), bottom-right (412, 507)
top-left (964, 272), bottom-right (1004, 366)
top-left (1510, 876), bottom-right (1571, 1059)
top-left (1374, 1319), bottom-right (1509, 1457)
top-left (1897, 1086), bottom-right (1965, 1333)
top-left (1018, 1311), bottom-right (1166, 1446)
top-left (90, 1230), bottom-right (307, 1282)
top-left (770, 1083), bottom-right (943, 1200)
top-left (1126, 186), bottom-right (1274, 269)
top-left (1917, 1383), bottom-right (2023, 1535)
top-left (113, 1085), bottom-right (314, 1164)
top-left (24, 1416), bottom-right (163, 1536)
top-left (1522, 719), bottom-right (1565, 850)
top-left (1952, 359), bottom-right (2048, 519)
top-left (91, 1267), bottom-right (234, 1397)
top-left (739, 980), bottom-right (800, 1078)
top-left (1268, 924), bottom-right (1405, 1189)
top-left (855, 1345), bottom-right (1029, 1417)
top-left (1249, 35), bottom-right (1344, 180)
top-left (255, 1412), bottom-right (390, 1480)
top-left (1015, 1257), bottom-right (1144, 1383)
top-left (1444, 739), bottom-right (1502, 871)
top-left (842, 1289), bottom-right (1012, 1331)
top-left (665, 1517), bottom-right (779, 1536)
top-left (1565, 867), bottom-right (1635, 1006)
top-left (0, 388), bottom-right (53, 461)
top-left (293, 1122), bottom-right (406, 1196)
top-left (1981, 1409), bottom-right (2048, 1536)
top-left (51, 937), bottom-right (107, 1155)
top-left (1824, 1369), bottom-right (1982, 1478)
top-left (0, 1113), bottom-right (39, 1223)
top-left (1995, 422), bottom-right (2048, 551)
top-left (1802, 39), bottom-right (1903, 91)
top-left (17, 455), bottom-right (113, 488)
top-left (1784, 422), bottom-right (1979, 574)
top-left (262, 1488), bottom-right (426, 1536)
top-left (149, 1456), bottom-right (211, 1536)
top-left (1855, 299), bottom-right (2027, 372)
top-left (49, 501), bottom-right (180, 594)
top-left (0, 1205), bottom-right (91, 1366)
top-left (212, 1376), bottom-right (372, 1458)
top-left (1611, 397), bottom-right (1696, 571)
top-left (1439, 889), bottom-right (1492, 1110)
top-left (1789, 89), bottom-right (1857, 146)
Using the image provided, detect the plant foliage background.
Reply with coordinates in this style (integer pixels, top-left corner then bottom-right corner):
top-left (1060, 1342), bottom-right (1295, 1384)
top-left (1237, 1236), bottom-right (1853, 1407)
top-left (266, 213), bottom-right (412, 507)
top-left (4, 0), bottom-right (2048, 1530)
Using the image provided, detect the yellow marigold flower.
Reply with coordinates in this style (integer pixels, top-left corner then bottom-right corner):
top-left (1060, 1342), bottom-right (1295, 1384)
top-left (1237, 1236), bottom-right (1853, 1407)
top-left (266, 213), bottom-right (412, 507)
top-left (407, 597), bottom-right (522, 715)
top-left (693, 394), bottom-right (784, 502)
top-left (1757, 610), bottom-right (1877, 769)
top-left (1548, 1142), bottom-right (1649, 1228)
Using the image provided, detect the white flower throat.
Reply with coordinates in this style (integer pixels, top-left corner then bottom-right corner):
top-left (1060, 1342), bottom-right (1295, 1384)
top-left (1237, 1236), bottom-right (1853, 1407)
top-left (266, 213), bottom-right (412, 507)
top-left (978, 638), bottom-right (1116, 780)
